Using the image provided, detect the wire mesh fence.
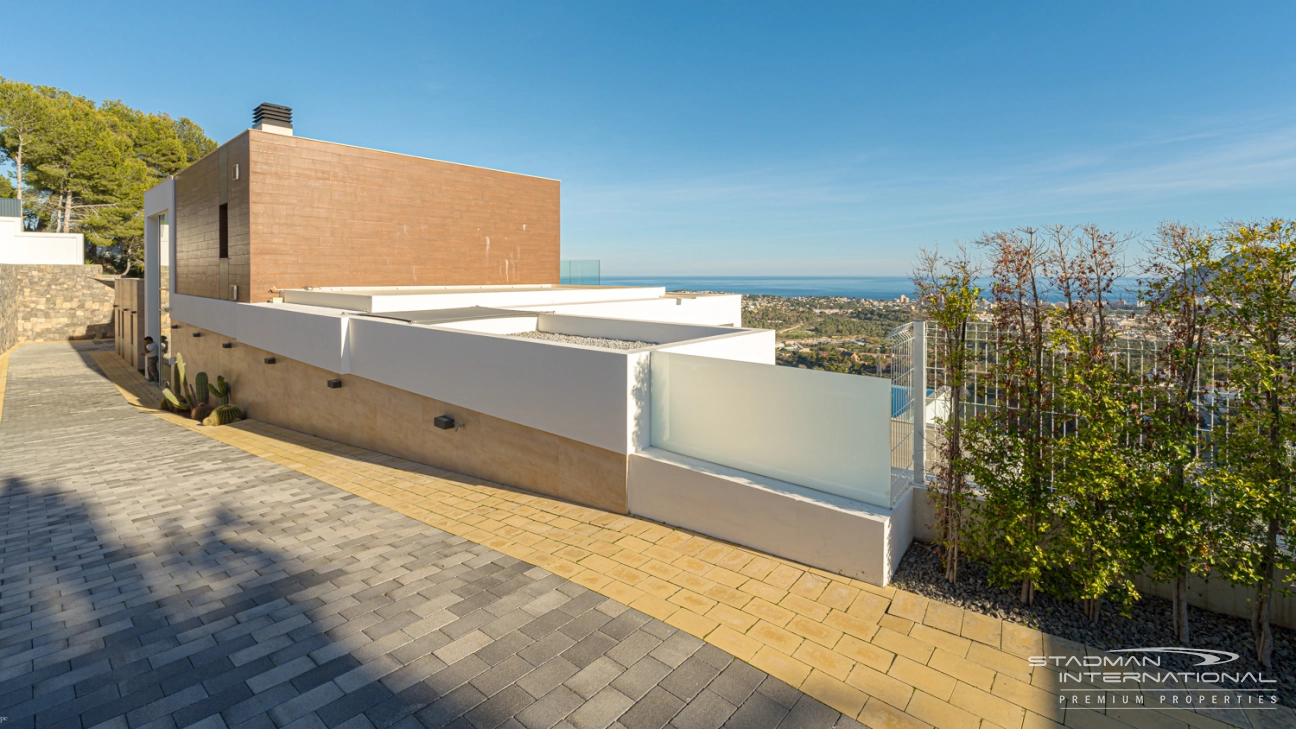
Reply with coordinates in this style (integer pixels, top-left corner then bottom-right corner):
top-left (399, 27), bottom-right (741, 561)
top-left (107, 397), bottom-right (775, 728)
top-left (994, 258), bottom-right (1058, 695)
top-left (921, 321), bottom-right (1260, 478)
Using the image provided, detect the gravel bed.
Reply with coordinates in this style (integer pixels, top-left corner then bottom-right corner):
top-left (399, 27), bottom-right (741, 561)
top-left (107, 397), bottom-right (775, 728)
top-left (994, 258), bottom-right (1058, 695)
top-left (894, 543), bottom-right (1296, 707)
top-left (508, 331), bottom-right (658, 349)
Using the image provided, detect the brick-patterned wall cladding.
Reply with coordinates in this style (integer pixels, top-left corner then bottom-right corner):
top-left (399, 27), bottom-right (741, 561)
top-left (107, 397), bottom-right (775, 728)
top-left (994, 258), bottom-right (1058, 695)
top-left (0, 264), bottom-right (115, 352)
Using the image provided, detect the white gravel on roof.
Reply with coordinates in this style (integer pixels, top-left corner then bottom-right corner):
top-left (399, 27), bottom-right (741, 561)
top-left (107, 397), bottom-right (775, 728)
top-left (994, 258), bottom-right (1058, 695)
top-left (508, 331), bottom-right (658, 350)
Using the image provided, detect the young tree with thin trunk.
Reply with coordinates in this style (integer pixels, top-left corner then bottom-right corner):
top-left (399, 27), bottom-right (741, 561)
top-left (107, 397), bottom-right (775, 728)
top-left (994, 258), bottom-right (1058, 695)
top-left (1204, 219), bottom-right (1296, 667)
top-left (967, 228), bottom-right (1058, 605)
top-left (913, 245), bottom-right (982, 584)
top-left (1047, 224), bottom-right (1143, 623)
top-left (1139, 222), bottom-right (1217, 644)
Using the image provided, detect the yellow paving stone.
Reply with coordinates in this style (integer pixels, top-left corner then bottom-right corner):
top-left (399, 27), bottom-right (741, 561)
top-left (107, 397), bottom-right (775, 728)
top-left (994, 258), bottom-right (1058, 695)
top-left (881, 614), bottom-right (917, 635)
top-left (696, 543), bottom-right (730, 562)
top-left (750, 646), bottom-right (812, 689)
top-left (657, 531), bottom-right (692, 550)
top-left (615, 535), bottom-right (653, 553)
top-left (990, 675), bottom-right (1063, 724)
top-left (836, 635), bottom-right (895, 673)
top-left (766, 564), bottom-right (805, 590)
top-left (707, 626), bottom-right (761, 662)
top-left (674, 555), bottom-right (712, 575)
top-left (606, 564), bottom-right (647, 585)
top-left (786, 615), bottom-right (843, 649)
top-left (642, 555), bottom-right (684, 578)
top-left (793, 642), bottom-right (856, 681)
top-left (819, 582), bottom-right (859, 611)
top-left (664, 607), bottom-right (720, 638)
top-left (630, 594), bottom-right (679, 621)
top-left (601, 581), bottom-right (645, 605)
top-left (906, 691), bottom-right (981, 729)
top-left (1020, 712), bottom-right (1065, 729)
top-left (668, 589), bottom-right (717, 614)
top-left (745, 598), bottom-right (796, 627)
top-left (802, 670), bottom-right (869, 717)
top-left (705, 584), bottom-right (752, 608)
top-left (910, 624), bottom-right (973, 658)
top-left (716, 548), bottom-right (754, 572)
top-left (950, 683), bottom-right (1024, 729)
top-left (824, 611), bottom-right (879, 641)
top-left (739, 556), bottom-right (777, 580)
top-left (779, 593), bottom-right (830, 621)
top-left (888, 656), bottom-right (958, 702)
top-left (577, 553), bottom-right (620, 574)
top-left (748, 621), bottom-right (804, 655)
top-left (848, 591), bottom-right (892, 623)
top-left (610, 548), bottom-right (650, 568)
top-left (928, 649), bottom-right (996, 692)
top-left (638, 524), bottom-right (674, 542)
top-left (671, 572), bottom-right (717, 594)
top-left (790, 572), bottom-right (831, 600)
top-left (705, 567), bottom-right (748, 589)
top-left (675, 535), bottom-right (710, 556)
top-left (555, 545), bottom-right (590, 561)
top-left (637, 576), bottom-right (680, 600)
top-left (923, 602), bottom-right (965, 636)
top-left (961, 612), bottom-right (1003, 648)
top-left (571, 570), bottom-right (614, 591)
top-left (643, 545), bottom-right (680, 564)
top-left (738, 580), bottom-right (786, 603)
top-left (706, 603), bottom-right (758, 632)
top-left (874, 627), bottom-right (936, 665)
top-left (845, 663), bottom-right (915, 711)
top-left (888, 591), bottom-right (930, 623)
top-left (966, 643), bottom-right (1032, 682)
top-left (1000, 622), bottom-right (1044, 659)
top-left (858, 697), bottom-right (935, 729)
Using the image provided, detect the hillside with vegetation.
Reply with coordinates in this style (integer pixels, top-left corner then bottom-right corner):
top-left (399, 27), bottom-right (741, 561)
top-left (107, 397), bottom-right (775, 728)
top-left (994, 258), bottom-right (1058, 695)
top-left (0, 78), bottom-right (216, 274)
top-left (739, 294), bottom-right (914, 374)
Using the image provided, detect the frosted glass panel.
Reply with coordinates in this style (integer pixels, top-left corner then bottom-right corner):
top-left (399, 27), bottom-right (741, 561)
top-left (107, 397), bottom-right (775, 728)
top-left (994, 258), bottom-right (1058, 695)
top-left (650, 351), bottom-right (893, 507)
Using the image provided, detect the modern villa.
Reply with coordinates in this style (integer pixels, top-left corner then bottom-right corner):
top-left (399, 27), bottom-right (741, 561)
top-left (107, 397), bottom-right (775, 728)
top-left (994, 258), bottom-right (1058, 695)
top-left (141, 105), bottom-right (914, 587)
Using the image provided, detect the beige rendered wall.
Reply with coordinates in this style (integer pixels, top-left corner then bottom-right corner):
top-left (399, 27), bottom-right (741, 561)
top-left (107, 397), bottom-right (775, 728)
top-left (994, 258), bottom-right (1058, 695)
top-left (170, 321), bottom-right (628, 514)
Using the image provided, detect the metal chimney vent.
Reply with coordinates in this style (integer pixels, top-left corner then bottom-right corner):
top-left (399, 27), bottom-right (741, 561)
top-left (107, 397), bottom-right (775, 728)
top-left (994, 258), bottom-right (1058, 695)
top-left (252, 103), bottom-right (293, 135)
top-left (253, 103), bottom-right (292, 127)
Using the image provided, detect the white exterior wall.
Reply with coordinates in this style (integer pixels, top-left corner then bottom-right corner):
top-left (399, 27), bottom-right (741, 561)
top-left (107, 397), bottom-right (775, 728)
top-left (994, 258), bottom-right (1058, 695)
top-left (629, 448), bottom-right (912, 586)
top-left (0, 217), bottom-right (82, 265)
top-left (168, 293), bottom-right (774, 455)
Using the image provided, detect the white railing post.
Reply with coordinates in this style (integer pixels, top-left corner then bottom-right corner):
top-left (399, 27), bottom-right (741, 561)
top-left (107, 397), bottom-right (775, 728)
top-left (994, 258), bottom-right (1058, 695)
top-left (912, 320), bottom-right (927, 484)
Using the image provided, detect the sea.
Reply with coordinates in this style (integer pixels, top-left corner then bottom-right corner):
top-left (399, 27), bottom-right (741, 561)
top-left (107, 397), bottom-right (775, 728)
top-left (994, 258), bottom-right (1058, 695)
top-left (601, 276), bottom-right (917, 299)
top-left (601, 275), bottom-right (1143, 302)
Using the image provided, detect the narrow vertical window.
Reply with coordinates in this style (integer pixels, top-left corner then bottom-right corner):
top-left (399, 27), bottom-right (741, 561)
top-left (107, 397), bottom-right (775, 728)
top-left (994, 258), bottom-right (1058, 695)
top-left (218, 203), bottom-right (229, 259)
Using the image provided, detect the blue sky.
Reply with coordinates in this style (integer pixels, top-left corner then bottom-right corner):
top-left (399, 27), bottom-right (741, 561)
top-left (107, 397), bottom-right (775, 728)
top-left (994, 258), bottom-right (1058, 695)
top-left (4, 2), bottom-right (1295, 275)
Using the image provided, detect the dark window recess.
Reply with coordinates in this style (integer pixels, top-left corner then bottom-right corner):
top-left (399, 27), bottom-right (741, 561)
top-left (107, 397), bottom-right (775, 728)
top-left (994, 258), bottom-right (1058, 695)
top-left (218, 203), bottom-right (229, 259)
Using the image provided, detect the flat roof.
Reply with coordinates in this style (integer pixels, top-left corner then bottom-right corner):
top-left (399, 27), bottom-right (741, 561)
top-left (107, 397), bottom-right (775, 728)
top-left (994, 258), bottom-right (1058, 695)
top-left (354, 307), bottom-right (538, 325)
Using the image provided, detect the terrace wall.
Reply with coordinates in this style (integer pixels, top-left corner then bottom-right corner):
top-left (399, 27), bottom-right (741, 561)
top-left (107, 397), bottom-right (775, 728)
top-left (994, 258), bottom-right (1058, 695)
top-left (171, 322), bottom-right (629, 513)
top-left (0, 264), bottom-right (114, 354)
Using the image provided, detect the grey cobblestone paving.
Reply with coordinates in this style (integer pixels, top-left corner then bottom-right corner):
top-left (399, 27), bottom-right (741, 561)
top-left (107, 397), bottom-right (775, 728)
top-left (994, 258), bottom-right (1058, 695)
top-left (0, 343), bottom-right (866, 729)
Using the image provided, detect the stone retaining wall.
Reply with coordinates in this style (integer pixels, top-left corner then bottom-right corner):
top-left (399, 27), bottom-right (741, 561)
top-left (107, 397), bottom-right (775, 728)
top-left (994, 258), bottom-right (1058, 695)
top-left (0, 264), bottom-right (115, 353)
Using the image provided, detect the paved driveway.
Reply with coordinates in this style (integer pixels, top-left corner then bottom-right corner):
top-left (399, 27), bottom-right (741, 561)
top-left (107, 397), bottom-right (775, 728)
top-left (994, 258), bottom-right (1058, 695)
top-left (0, 343), bottom-right (861, 729)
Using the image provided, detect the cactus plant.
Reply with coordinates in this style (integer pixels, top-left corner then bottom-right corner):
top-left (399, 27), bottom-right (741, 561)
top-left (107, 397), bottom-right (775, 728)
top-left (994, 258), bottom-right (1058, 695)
top-left (161, 387), bottom-right (189, 413)
top-left (191, 403), bottom-right (214, 422)
top-left (194, 372), bottom-right (210, 405)
top-left (203, 404), bottom-right (243, 426)
top-left (208, 375), bottom-right (231, 406)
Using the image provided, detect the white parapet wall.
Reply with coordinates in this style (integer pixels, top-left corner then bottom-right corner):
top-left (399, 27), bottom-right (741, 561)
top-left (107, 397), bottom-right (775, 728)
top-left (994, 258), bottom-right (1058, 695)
top-left (629, 448), bottom-right (914, 586)
top-left (168, 292), bottom-right (774, 455)
top-left (0, 217), bottom-right (83, 265)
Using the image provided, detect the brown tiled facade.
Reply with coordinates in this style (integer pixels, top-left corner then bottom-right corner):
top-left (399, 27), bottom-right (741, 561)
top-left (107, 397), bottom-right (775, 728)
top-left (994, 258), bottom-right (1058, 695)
top-left (172, 130), bottom-right (560, 302)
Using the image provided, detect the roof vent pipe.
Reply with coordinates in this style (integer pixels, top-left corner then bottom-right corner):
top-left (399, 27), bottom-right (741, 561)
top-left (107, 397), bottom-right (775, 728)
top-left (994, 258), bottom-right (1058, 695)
top-left (252, 103), bottom-right (293, 136)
